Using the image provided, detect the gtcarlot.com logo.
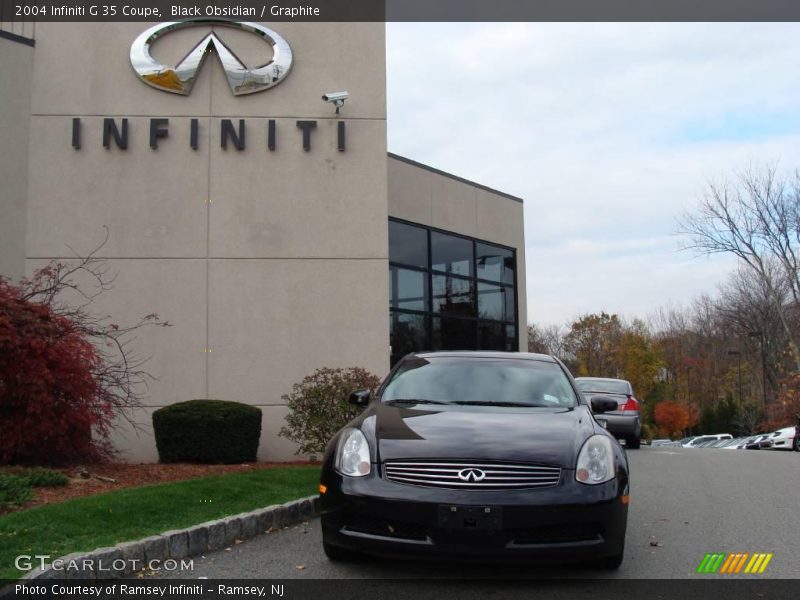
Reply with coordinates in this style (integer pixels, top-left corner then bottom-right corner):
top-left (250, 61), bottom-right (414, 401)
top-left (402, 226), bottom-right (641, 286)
top-left (15, 555), bottom-right (194, 574)
top-left (696, 552), bottom-right (773, 574)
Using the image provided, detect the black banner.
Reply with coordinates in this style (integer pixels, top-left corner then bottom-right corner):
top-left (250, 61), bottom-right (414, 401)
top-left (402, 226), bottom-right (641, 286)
top-left (3, 0), bottom-right (800, 22)
top-left (2, 579), bottom-right (799, 600)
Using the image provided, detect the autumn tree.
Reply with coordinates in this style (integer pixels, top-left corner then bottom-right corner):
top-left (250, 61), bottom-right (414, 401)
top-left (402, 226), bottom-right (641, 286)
top-left (0, 238), bottom-right (169, 465)
top-left (616, 320), bottom-right (664, 403)
top-left (565, 312), bottom-right (623, 377)
top-left (654, 401), bottom-right (690, 438)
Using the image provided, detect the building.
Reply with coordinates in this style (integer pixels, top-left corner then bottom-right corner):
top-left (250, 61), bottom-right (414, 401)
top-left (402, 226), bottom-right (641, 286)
top-left (0, 20), bottom-right (526, 461)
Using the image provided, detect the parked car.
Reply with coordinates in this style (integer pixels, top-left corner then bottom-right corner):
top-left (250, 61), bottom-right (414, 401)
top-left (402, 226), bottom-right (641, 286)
top-left (752, 434), bottom-right (774, 449)
top-left (682, 434), bottom-right (732, 448)
top-left (649, 439), bottom-right (672, 447)
top-left (718, 438), bottom-right (742, 448)
top-left (319, 352), bottom-right (630, 569)
top-left (767, 426), bottom-right (797, 451)
top-left (574, 377), bottom-right (641, 449)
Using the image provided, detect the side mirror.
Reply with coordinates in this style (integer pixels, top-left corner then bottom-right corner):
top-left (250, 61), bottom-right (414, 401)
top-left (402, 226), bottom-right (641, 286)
top-left (591, 396), bottom-right (617, 414)
top-left (349, 389), bottom-right (371, 407)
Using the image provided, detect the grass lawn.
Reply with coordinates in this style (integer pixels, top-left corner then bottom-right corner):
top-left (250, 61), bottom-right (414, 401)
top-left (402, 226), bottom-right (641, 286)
top-left (0, 465), bottom-right (320, 580)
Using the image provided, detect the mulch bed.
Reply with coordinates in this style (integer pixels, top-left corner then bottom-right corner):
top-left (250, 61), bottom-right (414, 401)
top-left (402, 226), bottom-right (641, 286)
top-left (2, 462), bottom-right (317, 513)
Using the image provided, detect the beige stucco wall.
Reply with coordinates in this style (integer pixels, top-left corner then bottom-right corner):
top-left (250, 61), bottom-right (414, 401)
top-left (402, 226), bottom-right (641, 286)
top-left (0, 35), bottom-right (34, 283)
top-left (24, 22), bottom-right (389, 462)
top-left (387, 155), bottom-right (527, 350)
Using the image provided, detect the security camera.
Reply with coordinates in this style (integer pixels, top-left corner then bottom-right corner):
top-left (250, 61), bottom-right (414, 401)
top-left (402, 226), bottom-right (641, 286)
top-left (322, 91), bottom-right (349, 103)
top-left (322, 91), bottom-right (349, 114)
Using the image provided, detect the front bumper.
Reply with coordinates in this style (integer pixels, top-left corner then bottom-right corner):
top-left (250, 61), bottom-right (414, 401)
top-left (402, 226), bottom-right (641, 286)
top-left (320, 469), bottom-right (628, 562)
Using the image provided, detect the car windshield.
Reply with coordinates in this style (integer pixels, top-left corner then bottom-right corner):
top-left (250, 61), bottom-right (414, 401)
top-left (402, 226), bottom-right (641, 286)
top-left (382, 357), bottom-right (579, 408)
top-left (575, 379), bottom-right (629, 394)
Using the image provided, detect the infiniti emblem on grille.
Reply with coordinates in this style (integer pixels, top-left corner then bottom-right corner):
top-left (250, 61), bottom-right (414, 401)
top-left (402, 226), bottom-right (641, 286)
top-left (457, 468), bottom-right (486, 482)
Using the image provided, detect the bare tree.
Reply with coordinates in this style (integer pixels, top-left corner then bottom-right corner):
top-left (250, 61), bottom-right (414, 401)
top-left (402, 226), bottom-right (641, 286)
top-left (16, 231), bottom-right (171, 433)
top-left (679, 165), bottom-right (800, 370)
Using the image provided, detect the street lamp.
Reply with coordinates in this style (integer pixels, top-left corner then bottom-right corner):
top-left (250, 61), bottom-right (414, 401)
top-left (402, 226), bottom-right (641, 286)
top-left (727, 349), bottom-right (743, 405)
top-left (748, 331), bottom-right (768, 410)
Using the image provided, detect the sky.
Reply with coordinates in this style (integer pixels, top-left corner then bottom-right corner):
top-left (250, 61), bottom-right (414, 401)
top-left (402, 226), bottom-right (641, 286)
top-left (385, 23), bottom-right (800, 328)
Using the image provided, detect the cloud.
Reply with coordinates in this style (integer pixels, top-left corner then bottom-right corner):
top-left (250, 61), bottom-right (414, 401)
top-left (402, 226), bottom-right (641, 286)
top-left (386, 23), bottom-right (800, 325)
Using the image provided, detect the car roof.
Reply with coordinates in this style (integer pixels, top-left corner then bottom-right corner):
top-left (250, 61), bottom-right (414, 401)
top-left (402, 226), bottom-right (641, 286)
top-left (410, 351), bottom-right (558, 363)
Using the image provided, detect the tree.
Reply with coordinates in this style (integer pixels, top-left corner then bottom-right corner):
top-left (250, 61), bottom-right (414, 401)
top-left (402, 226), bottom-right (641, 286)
top-left (528, 323), bottom-right (573, 367)
top-left (564, 312), bottom-right (623, 377)
top-left (654, 401), bottom-right (690, 438)
top-left (616, 320), bottom-right (664, 402)
top-left (680, 165), bottom-right (800, 370)
top-left (0, 236), bottom-right (169, 465)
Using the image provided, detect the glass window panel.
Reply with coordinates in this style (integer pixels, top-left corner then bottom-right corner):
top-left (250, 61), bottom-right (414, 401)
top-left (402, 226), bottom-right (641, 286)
top-left (476, 242), bottom-right (514, 284)
top-left (506, 325), bottom-right (517, 351)
top-left (432, 275), bottom-right (475, 318)
top-left (504, 286), bottom-right (516, 322)
top-left (389, 267), bottom-right (427, 311)
top-left (390, 312), bottom-right (428, 365)
top-left (432, 317), bottom-right (477, 351)
top-left (389, 221), bottom-right (428, 268)
top-left (431, 232), bottom-right (472, 276)
top-left (477, 282), bottom-right (504, 321)
top-left (478, 321), bottom-right (505, 351)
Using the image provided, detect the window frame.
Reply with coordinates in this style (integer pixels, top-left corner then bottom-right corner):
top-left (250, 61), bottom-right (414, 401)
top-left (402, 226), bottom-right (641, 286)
top-left (388, 217), bottom-right (520, 363)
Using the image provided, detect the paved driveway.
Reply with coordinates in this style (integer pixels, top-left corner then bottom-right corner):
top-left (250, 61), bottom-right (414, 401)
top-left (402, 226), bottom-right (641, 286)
top-left (147, 447), bottom-right (798, 579)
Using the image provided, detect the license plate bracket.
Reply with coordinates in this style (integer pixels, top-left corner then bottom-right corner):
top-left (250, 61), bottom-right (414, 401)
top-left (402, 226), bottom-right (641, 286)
top-left (438, 505), bottom-right (502, 531)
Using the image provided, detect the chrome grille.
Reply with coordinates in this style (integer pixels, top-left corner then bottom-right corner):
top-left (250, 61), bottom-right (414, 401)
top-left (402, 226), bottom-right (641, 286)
top-left (384, 460), bottom-right (561, 490)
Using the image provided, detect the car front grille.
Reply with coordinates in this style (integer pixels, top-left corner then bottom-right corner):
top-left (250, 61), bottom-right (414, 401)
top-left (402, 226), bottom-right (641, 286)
top-left (384, 460), bottom-right (561, 490)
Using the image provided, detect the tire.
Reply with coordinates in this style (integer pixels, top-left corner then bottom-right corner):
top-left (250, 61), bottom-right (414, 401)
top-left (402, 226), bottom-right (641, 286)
top-left (626, 437), bottom-right (641, 450)
top-left (323, 541), bottom-right (361, 562)
top-left (794, 437), bottom-right (800, 452)
top-left (597, 550), bottom-right (624, 570)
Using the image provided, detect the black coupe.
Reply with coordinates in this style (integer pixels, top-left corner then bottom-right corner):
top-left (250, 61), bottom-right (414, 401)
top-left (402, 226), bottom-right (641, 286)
top-left (318, 352), bottom-right (630, 569)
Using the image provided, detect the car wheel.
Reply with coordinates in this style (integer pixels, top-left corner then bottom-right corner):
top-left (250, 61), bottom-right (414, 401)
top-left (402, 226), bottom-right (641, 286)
top-left (597, 550), bottom-right (624, 570)
top-left (323, 541), bottom-right (361, 562)
top-left (794, 437), bottom-right (800, 452)
top-left (626, 437), bottom-right (641, 450)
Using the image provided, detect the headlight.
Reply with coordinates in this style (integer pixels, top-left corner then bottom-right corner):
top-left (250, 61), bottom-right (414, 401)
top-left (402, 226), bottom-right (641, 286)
top-left (335, 428), bottom-right (371, 477)
top-left (576, 434), bottom-right (615, 485)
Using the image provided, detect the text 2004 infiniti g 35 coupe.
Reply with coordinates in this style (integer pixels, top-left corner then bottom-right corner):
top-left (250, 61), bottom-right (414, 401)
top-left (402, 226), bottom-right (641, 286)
top-left (318, 352), bottom-right (630, 569)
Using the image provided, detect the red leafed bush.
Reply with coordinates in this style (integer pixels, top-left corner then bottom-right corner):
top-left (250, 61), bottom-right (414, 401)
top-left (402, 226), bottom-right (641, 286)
top-left (0, 237), bottom-right (169, 466)
top-left (0, 279), bottom-right (111, 464)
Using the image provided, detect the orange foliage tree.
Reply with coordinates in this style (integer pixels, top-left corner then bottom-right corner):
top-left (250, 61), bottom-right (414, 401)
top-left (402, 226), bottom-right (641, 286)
top-left (654, 401), bottom-right (690, 438)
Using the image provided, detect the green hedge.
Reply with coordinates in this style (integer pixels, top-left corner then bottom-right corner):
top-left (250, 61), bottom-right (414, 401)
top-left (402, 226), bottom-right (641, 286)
top-left (0, 468), bottom-right (67, 511)
top-left (153, 400), bottom-right (262, 464)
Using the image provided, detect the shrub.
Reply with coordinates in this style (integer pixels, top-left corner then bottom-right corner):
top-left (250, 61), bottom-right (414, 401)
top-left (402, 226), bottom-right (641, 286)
top-left (279, 367), bottom-right (381, 455)
top-left (0, 475), bottom-right (33, 510)
top-left (0, 468), bottom-right (67, 511)
top-left (20, 468), bottom-right (68, 488)
top-left (153, 400), bottom-right (262, 464)
top-left (0, 246), bottom-right (169, 466)
top-left (0, 279), bottom-right (103, 465)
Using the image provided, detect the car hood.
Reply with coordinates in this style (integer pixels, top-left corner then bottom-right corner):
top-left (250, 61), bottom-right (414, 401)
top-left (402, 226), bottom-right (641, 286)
top-left (371, 402), bottom-right (596, 469)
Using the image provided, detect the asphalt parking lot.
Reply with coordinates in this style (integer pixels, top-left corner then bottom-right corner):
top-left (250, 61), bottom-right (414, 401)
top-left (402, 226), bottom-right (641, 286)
top-left (147, 447), bottom-right (798, 580)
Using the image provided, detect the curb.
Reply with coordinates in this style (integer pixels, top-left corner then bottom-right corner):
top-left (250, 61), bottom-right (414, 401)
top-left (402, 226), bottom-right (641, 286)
top-left (19, 495), bottom-right (320, 581)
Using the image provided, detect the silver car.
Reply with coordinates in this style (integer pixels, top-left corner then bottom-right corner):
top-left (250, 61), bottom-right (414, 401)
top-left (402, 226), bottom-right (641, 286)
top-left (575, 377), bottom-right (641, 449)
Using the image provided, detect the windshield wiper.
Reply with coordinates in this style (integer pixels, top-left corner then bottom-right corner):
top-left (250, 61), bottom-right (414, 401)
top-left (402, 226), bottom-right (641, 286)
top-left (451, 400), bottom-right (550, 407)
top-left (385, 398), bottom-right (450, 405)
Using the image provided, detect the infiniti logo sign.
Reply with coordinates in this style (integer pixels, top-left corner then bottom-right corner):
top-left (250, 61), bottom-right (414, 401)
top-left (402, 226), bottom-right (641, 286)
top-left (130, 19), bottom-right (292, 96)
top-left (457, 468), bottom-right (486, 482)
